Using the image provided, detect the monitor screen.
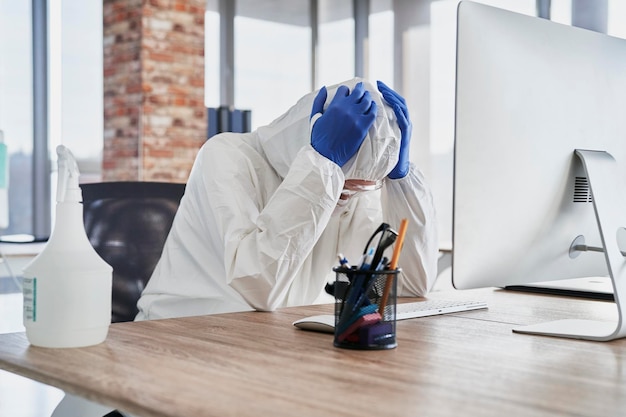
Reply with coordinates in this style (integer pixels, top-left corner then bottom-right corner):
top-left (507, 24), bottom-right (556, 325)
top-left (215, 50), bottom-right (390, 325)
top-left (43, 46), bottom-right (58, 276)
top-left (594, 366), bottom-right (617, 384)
top-left (451, 2), bottom-right (626, 340)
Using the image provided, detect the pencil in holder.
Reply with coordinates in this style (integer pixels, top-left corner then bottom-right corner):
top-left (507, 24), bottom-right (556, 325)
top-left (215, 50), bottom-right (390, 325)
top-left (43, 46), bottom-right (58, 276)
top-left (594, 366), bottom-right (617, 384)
top-left (333, 266), bottom-right (398, 350)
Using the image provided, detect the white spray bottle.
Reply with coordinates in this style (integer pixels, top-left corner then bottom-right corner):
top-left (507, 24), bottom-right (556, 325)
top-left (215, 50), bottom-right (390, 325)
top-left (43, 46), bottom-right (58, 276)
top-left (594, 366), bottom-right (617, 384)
top-left (22, 145), bottom-right (112, 348)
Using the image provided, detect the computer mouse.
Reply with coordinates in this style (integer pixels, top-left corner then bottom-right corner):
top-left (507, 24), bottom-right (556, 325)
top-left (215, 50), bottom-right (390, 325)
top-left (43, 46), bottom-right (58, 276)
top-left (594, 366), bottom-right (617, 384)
top-left (292, 314), bottom-right (335, 334)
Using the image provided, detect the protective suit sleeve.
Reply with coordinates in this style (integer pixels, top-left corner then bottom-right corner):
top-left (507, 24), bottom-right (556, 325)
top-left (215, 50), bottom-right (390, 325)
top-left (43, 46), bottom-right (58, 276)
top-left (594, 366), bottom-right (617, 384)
top-left (204, 140), bottom-right (344, 311)
top-left (381, 163), bottom-right (439, 296)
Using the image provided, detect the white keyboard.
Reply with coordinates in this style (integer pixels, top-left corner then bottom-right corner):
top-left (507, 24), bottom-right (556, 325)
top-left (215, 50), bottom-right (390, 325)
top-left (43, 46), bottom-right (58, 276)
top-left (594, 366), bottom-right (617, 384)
top-left (395, 299), bottom-right (488, 320)
top-left (293, 299), bottom-right (488, 333)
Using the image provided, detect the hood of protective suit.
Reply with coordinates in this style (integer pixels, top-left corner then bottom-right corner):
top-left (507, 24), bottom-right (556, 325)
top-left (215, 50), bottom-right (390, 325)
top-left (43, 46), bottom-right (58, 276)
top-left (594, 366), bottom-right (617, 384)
top-left (257, 77), bottom-right (401, 182)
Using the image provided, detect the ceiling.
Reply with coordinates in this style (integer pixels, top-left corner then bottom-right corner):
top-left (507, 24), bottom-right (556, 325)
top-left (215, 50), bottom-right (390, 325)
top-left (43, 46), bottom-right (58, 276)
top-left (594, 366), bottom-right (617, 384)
top-left (206, 0), bottom-right (393, 27)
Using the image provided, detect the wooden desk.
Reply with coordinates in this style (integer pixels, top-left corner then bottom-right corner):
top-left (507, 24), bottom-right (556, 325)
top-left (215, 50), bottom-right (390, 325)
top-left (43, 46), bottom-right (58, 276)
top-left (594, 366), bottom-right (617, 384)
top-left (0, 289), bottom-right (624, 417)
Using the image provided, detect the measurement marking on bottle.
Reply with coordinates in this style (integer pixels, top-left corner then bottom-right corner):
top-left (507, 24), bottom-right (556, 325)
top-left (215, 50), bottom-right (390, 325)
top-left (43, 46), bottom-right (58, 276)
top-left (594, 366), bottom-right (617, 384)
top-left (22, 277), bottom-right (37, 322)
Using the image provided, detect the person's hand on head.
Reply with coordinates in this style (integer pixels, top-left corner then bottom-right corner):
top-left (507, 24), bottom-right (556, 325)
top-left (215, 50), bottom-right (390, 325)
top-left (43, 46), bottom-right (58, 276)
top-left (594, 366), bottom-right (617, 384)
top-left (310, 82), bottom-right (378, 167)
top-left (377, 80), bottom-right (412, 179)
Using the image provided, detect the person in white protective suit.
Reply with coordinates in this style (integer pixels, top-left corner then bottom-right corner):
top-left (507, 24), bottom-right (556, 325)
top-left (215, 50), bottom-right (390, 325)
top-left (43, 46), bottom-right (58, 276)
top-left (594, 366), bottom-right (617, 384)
top-left (52, 77), bottom-right (438, 417)
top-left (136, 77), bottom-right (439, 320)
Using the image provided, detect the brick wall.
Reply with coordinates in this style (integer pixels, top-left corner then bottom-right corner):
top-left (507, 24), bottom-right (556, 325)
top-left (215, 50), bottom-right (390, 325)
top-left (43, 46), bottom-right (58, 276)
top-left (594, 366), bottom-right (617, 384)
top-left (103, 0), bottom-right (206, 182)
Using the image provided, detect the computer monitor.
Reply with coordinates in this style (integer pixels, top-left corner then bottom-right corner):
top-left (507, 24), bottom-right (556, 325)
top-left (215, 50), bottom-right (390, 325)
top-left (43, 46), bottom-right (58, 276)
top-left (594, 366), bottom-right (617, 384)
top-left (452, 1), bottom-right (626, 341)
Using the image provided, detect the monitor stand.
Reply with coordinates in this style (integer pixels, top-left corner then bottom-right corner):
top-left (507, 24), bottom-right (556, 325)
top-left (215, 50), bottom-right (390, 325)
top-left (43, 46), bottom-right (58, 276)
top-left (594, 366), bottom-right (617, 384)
top-left (513, 149), bottom-right (626, 341)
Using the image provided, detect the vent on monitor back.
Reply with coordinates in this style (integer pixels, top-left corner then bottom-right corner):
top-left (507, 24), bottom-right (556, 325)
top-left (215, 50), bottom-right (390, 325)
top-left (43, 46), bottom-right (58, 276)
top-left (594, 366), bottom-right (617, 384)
top-left (573, 176), bottom-right (593, 203)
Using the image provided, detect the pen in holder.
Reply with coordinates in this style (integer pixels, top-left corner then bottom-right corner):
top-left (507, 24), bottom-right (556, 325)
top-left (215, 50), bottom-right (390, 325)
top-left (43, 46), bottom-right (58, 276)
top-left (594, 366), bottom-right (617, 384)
top-left (333, 266), bottom-right (399, 350)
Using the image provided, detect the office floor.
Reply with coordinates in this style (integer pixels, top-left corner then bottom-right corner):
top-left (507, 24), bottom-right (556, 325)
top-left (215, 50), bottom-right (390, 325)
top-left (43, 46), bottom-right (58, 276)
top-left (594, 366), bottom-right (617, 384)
top-left (0, 268), bottom-right (65, 417)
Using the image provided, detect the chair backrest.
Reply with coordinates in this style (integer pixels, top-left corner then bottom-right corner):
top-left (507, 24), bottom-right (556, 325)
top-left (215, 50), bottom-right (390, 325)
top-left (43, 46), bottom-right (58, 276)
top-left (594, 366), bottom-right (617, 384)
top-left (80, 181), bottom-right (186, 323)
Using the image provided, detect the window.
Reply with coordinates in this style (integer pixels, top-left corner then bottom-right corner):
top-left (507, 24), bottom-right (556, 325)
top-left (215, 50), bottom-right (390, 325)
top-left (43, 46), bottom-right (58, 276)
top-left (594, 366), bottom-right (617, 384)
top-left (0, 0), bottom-right (102, 238)
top-left (317, 0), bottom-right (354, 87)
top-left (0, 2), bottom-right (33, 236)
top-left (52, 0), bottom-right (103, 183)
top-left (608, 0), bottom-right (626, 38)
top-left (204, 1), bottom-right (220, 109)
top-left (369, 0), bottom-right (394, 86)
top-left (234, 0), bottom-right (312, 129)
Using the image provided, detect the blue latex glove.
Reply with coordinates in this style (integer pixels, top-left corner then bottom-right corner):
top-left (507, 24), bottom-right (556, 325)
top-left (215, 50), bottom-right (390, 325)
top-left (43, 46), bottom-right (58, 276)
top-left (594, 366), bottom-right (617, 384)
top-left (310, 82), bottom-right (378, 167)
top-left (377, 80), bottom-right (412, 179)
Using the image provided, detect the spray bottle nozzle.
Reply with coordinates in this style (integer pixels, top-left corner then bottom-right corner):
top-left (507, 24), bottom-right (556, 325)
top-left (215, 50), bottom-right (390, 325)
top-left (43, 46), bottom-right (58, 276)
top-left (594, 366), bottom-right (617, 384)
top-left (56, 145), bottom-right (81, 203)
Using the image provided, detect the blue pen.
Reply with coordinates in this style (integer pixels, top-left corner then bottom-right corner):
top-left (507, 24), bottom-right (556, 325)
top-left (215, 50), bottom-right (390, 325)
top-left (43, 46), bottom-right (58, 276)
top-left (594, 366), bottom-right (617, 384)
top-left (338, 248), bottom-right (376, 329)
top-left (354, 253), bottom-right (367, 269)
top-left (352, 256), bottom-right (389, 316)
top-left (359, 248), bottom-right (375, 270)
top-left (374, 256), bottom-right (389, 272)
top-left (337, 253), bottom-right (350, 269)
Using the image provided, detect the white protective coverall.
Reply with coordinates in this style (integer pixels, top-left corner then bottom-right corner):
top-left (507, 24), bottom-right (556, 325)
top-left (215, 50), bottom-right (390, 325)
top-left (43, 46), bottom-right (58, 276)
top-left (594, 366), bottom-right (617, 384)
top-left (136, 77), bottom-right (438, 320)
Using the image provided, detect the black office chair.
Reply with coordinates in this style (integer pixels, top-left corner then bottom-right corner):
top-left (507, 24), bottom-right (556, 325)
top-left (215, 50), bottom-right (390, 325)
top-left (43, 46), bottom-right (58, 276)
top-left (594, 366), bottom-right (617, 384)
top-left (80, 181), bottom-right (186, 323)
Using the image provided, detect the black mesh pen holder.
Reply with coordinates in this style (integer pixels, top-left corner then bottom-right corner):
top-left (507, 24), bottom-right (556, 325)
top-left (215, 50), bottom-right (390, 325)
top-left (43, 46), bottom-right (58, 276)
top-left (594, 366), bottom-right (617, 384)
top-left (332, 267), bottom-right (398, 350)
